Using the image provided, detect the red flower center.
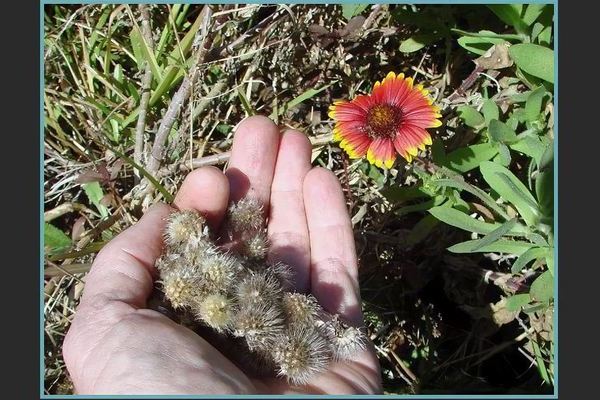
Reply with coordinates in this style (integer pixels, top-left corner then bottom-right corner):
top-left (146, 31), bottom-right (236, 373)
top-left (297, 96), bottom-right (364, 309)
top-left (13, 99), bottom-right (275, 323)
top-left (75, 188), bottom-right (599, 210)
top-left (366, 104), bottom-right (403, 138)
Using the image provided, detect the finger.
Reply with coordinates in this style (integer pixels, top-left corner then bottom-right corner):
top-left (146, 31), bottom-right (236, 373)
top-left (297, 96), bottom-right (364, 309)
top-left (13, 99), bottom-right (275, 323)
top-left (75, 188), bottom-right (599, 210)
top-left (225, 115), bottom-right (280, 208)
top-left (303, 168), bottom-right (363, 326)
top-left (267, 130), bottom-right (312, 291)
top-left (80, 203), bottom-right (171, 309)
top-left (174, 166), bottom-right (230, 230)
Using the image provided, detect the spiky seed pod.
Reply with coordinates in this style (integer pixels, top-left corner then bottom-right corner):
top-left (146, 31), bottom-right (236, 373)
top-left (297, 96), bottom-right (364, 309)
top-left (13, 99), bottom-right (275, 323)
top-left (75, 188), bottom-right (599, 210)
top-left (232, 302), bottom-right (285, 352)
top-left (267, 262), bottom-right (295, 291)
top-left (317, 314), bottom-right (367, 360)
top-left (227, 197), bottom-right (265, 234)
top-left (194, 293), bottom-right (233, 332)
top-left (155, 250), bottom-right (183, 273)
top-left (282, 293), bottom-right (320, 327)
top-left (235, 271), bottom-right (282, 307)
top-left (164, 210), bottom-right (208, 250)
top-left (160, 269), bottom-right (201, 309)
top-left (273, 325), bottom-right (332, 385)
top-left (198, 252), bottom-right (244, 294)
top-left (242, 230), bottom-right (269, 260)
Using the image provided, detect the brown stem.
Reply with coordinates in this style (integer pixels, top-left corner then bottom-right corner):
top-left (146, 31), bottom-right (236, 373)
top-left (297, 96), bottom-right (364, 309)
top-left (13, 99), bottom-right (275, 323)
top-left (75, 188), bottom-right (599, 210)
top-left (447, 65), bottom-right (484, 102)
top-left (145, 5), bottom-right (214, 177)
top-left (179, 133), bottom-right (333, 171)
top-left (133, 4), bottom-right (154, 184)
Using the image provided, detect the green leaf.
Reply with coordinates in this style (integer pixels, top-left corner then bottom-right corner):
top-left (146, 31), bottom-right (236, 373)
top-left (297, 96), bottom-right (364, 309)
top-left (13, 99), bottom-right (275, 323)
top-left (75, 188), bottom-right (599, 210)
top-left (496, 143), bottom-right (512, 166)
top-left (523, 303), bottom-right (548, 314)
top-left (488, 5), bottom-right (528, 34)
top-left (531, 333), bottom-right (551, 384)
top-left (341, 4), bottom-right (368, 20)
top-left (129, 28), bottom-right (145, 70)
top-left (522, 4), bottom-right (548, 26)
top-left (531, 22), bottom-right (545, 43)
top-left (447, 238), bottom-right (533, 255)
top-left (433, 177), bottom-right (509, 220)
top-left (511, 246), bottom-right (549, 273)
top-left (482, 99), bottom-right (500, 125)
top-left (505, 294), bottom-right (532, 312)
top-left (537, 26), bottom-right (552, 47)
top-left (457, 105), bottom-right (485, 128)
top-left (237, 89), bottom-right (254, 116)
top-left (525, 86), bottom-right (547, 122)
top-left (538, 139), bottom-right (554, 171)
top-left (429, 206), bottom-right (526, 236)
top-left (510, 135), bottom-right (547, 165)
top-left (399, 34), bottom-right (438, 53)
top-left (530, 270), bottom-right (553, 303)
top-left (457, 36), bottom-right (504, 56)
top-left (134, 26), bottom-right (163, 83)
top-left (272, 82), bottom-right (335, 118)
top-left (480, 161), bottom-right (541, 227)
top-left (535, 169), bottom-right (553, 217)
top-left (44, 223), bottom-right (72, 252)
top-left (444, 143), bottom-right (499, 173)
top-left (471, 218), bottom-right (518, 251)
top-left (488, 119), bottom-right (518, 143)
top-left (509, 44), bottom-right (554, 84)
top-left (452, 28), bottom-right (522, 41)
top-left (149, 10), bottom-right (205, 107)
top-left (82, 182), bottom-right (109, 218)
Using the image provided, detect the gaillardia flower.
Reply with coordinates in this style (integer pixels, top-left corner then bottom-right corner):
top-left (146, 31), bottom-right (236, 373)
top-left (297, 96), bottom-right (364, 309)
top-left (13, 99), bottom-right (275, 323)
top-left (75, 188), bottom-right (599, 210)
top-left (329, 72), bottom-right (442, 168)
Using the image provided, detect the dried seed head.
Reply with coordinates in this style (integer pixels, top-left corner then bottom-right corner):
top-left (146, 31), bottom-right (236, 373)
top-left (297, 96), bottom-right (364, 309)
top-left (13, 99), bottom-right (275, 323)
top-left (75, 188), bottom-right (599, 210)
top-left (194, 293), bottom-right (233, 332)
top-left (233, 302), bottom-right (285, 351)
top-left (242, 231), bottom-right (269, 260)
top-left (235, 271), bottom-right (282, 306)
top-left (282, 293), bottom-right (320, 326)
top-left (160, 270), bottom-right (201, 309)
top-left (199, 252), bottom-right (244, 294)
top-left (227, 197), bottom-right (265, 233)
top-left (273, 325), bottom-right (331, 385)
top-left (267, 262), bottom-right (295, 291)
top-left (317, 314), bottom-right (367, 360)
top-left (164, 210), bottom-right (207, 248)
top-left (155, 250), bottom-right (182, 273)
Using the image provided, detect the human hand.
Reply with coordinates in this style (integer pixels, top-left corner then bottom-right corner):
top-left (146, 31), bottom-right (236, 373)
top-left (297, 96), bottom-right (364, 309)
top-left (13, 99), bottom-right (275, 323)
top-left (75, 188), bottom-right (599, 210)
top-left (63, 116), bottom-right (383, 394)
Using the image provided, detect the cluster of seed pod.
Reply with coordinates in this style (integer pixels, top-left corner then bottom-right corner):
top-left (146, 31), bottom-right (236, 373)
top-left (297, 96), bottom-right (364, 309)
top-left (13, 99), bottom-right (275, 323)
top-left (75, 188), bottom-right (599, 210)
top-left (155, 197), bottom-right (367, 385)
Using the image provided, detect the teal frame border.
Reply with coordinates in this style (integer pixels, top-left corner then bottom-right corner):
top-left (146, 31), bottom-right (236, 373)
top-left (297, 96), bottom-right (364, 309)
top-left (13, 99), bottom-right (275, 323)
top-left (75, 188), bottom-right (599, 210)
top-left (40, 1), bottom-right (559, 398)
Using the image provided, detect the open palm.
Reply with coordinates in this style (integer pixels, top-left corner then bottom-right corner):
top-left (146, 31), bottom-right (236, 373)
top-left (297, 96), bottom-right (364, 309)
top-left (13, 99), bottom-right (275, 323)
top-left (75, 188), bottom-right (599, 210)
top-left (63, 116), bottom-right (382, 394)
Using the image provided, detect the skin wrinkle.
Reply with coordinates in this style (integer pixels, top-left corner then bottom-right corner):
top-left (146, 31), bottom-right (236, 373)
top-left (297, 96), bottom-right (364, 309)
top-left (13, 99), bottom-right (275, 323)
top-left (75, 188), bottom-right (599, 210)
top-left (312, 254), bottom-right (357, 283)
top-left (85, 310), bottom-right (253, 394)
top-left (73, 309), bottom-right (138, 392)
top-left (140, 314), bottom-right (254, 392)
top-left (85, 252), bottom-right (155, 303)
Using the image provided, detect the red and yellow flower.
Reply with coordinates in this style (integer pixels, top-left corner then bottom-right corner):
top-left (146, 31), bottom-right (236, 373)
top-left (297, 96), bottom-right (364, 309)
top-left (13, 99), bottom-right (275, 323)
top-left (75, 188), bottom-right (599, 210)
top-left (329, 72), bottom-right (442, 168)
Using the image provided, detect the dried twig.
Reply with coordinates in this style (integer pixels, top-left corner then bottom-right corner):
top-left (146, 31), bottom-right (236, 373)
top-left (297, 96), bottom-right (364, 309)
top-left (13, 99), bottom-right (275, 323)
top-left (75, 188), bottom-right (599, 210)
top-left (179, 133), bottom-right (333, 171)
top-left (44, 202), bottom-right (91, 222)
top-left (145, 5), bottom-right (214, 178)
top-left (133, 4), bottom-right (154, 183)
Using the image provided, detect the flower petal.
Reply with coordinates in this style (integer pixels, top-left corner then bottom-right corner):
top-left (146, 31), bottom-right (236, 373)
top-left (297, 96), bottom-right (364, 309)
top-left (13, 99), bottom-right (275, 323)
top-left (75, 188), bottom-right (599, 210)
top-left (334, 120), bottom-right (371, 158)
top-left (366, 138), bottom-right (396, 169)
top-left (329, 100), bottom-right (367, 122)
